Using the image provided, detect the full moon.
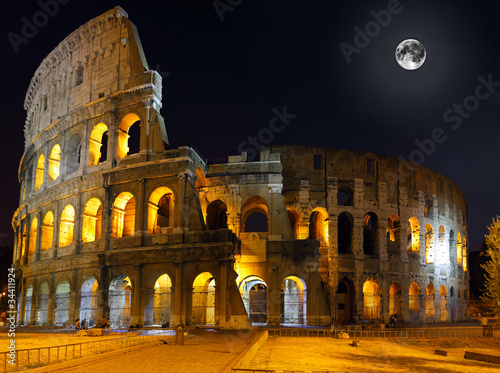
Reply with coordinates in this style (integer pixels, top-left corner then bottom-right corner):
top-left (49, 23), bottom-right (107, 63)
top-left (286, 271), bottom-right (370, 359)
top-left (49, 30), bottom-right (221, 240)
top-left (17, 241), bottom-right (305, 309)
top-left (395, 39), bottom-right (426, 70)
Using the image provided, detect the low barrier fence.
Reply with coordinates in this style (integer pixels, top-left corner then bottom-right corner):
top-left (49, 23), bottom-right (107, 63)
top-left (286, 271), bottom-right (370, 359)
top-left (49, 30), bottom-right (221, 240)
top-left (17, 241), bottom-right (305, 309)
top-left (1, 330), bottom-right (175, 372)
top-left (267, 328), bottom-right (498, 339)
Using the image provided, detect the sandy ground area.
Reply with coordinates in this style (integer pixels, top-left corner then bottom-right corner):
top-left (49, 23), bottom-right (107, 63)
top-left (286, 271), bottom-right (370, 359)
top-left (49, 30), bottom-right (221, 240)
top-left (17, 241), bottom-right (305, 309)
top-left (1, 332), bottom-right (123, 350)
top-left (248, 336), bottom-right (500, 372)
top-left (56, 329), bottom-right (256, 373)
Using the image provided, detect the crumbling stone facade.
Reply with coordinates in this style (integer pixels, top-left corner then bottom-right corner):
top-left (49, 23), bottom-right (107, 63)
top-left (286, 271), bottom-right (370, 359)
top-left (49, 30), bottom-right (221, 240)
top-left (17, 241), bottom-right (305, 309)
top-left (12, 7), bottom-right (468, 329)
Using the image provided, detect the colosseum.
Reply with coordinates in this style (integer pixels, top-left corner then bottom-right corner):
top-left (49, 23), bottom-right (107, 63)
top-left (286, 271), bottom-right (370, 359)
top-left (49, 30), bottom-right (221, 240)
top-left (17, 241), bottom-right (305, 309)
top-left (12, 7), bottom-right (469, 329)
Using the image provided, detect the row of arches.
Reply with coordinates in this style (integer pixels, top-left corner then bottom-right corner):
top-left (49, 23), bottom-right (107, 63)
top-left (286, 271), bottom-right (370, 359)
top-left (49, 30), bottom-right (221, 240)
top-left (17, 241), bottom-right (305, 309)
top-left (17, 187), bottom-right (175, 260)
top-left (338, 279), bottom-right (466, 323)
top-left (27, 113), bottom-right (141, 195)
top-left (22, 272), bottom-right (215, 328)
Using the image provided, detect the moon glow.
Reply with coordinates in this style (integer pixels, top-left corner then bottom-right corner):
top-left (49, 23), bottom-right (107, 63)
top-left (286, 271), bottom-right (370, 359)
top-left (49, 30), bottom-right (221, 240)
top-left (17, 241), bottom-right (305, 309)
top-left (395, 39), bottom-right (426, 70)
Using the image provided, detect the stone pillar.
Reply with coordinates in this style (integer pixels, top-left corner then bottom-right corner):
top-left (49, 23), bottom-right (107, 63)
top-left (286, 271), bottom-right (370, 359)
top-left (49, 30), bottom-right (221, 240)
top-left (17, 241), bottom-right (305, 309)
top-left (47, 275), bottom-right (55, 325)
top-left (18, 278), bottom-right (26, 325)
top-left (267, 266), bottom-right (281, 326)
top-left (380, 276), bottom-right (389, 324)
top-left (171, 262), bottom-right (183, 325)
top-left (268, 183), bottom-right (283, 240)
top-left (130, 265), bottom-right (142, 325)
top-left (81, 119), bottom-right (89, 173)
top-left (53, 201), bottom-right (61, 256)
top-left (218, 260), bottom-right (229, 327)
top-left (96, 268), bottom-right (109, 325)
top-left (34, 210), bottom-right (42, 262)
top-left (30, 277), bottom-right (38, 325)
top-left (136, 179), bottom-right (145, 238)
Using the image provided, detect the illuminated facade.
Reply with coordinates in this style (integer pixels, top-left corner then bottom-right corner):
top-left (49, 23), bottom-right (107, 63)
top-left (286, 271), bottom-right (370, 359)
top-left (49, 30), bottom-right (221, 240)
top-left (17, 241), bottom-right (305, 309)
top-left (12, 7), bottom-right (469, 328)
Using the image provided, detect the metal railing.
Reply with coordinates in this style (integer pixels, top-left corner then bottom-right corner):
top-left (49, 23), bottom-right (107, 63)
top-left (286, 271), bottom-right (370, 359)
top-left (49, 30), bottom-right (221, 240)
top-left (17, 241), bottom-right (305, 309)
top-left (1, 330), bottom-right (175, 372)
top-left (267, 328), bottom-right (498, 339)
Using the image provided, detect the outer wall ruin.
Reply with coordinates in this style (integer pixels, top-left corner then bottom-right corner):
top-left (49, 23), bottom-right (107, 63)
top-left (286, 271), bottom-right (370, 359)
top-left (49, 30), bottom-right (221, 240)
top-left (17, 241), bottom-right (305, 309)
top-left (12, 7), bottom-right (469, 329)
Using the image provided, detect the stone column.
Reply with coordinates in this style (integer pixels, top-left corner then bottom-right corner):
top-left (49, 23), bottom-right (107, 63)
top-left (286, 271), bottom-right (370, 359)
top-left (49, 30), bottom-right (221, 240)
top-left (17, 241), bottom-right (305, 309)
top-left (135, 179), bottom-right (145, 238)
top-left (171, 262), bottom-right (183, 325)
top-left (47, 275), bottom-right (56, 326)
top-left (217, 260), bottom-right (229, 327)
top-left (268, 183), bottom-right (283, 240)
top-left (130, 265), bottom-right (142, 325)
top-left (30, 277), bottom-right (38, 325)
top-left (267, 266), bottom-right (281, 326)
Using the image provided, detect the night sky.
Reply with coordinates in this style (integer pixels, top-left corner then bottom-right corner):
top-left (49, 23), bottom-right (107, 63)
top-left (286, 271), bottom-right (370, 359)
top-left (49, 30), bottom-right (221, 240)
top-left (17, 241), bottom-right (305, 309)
top-left (1, 0), bottom-right (499, 252)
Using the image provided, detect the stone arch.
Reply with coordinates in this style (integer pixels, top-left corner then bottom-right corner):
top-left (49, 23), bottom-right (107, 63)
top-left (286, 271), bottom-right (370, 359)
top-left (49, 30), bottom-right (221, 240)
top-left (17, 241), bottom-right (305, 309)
top-left (117, 113), bottom-right (141, 159)
top-left (36, 281), bottom-right (49, 325)
top-left (238, 275), bottom-right (267, 324)
top-left (191, 272), bottom-right (216, 325)
top-left (309, 208), bottom-right (328, 247)
top-left (437, 225), bottom-right (446, 264)
top-left (88, 123), bottom-right (108, 165)
top-left (59, 205), bottom-right (75, 247)
top-left (338, 212), bottom-right (353, 254)
top-left (35, 153), bottom-right (45, 191)
top-left (425, 224), bottom-right (434, 263)
top-left (29, 217), bottom-right (37, 255)
top-left (363, 212), bottom-right (378, 256)
top-left (425, 283), bottom-right (435, 321)
top-left (55, 279), bottom-right (71, 326)
top-left (82, 198), bottom-right (102, 243)
top-left (386, 214), bottom-right (401, 253)
top-left (48, 144), bottom-right (61, 181)
top-left (79, 275), bottom-right (98, 327)
top-left (389, 282), bottom-right (402, 319)
top-left (407, 217), bottom-right (420, 252)
top-left (41, 211), bottom-right (54, 251)
top-left (241, 196), bottom-right (268, 233)
top-left (109, 275), bottom-right (132, 328)
top-left (24, 284), bottom-right (33, 325)
top-left (281, 276), bottom-right (307, 325)
top-left (363, 279), bottom-right (381, 320)
top-left (287, 209), bottom-right (299, 239)
top-left (439, 285), bottom-right (448, 322)
top-left (409, 282), bottom-right (420, 323)
top-left (337, 278), bottom-right (354, 324)
top-left (66, 133), bottom-right (81, 174)
top-left (112, 191), bottom-right (136, 238)
top-left (206, 200), bottom-right (228, 230)
top-left (148, 186), bottom-right (175, 234)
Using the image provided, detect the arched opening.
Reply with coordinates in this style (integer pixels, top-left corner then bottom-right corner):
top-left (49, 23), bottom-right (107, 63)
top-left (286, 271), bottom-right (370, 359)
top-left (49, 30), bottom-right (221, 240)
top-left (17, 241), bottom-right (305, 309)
top-left (239, 276), bottom-right (267, 324)
top-left (425, 284), bottom-right (435, 321)
top-left (363, 279), bottom-right (381, 320)
top-left (148, 187), bottom-right (175, 234)
top-left (20, 223), bottom-right (27, 259)
top-left (436, 226), bottom-right (446, 264)
top-left (36, 282), bottom-right (49, 325)
top-left (109, 275), bottom-right (132, 328)
top-left (309, 210), bottom-right (328, 247)
top-left (66, 134), bottom-right (81, 174)
top-left (407, 217), bottom-right (420, 252)
top-left (363, 212), bottom-right (378, 256)
top-left (439, 285), bottom-right (448, 322)
top-left (448, 230), bottom-right (455, 263)
top-left (386, 215), bottom-right (400, 253)
top-left (456, 233), bottom-right (462, 267)
top-left (463, 237), bottom-right (468, 271)
top-left (117, 113), bottom-right (141, 159)
top-left (88, 123), bottom-right (108, 165)
top-left (55, 280), bottom-right (70, 326)
top-left (241, 196), bottom-right (269, 233)
top-left (82, 198), bottom-right (102, 243)
top-left (337, 187), bottom-right (353, 206)
top-left (192, 272), bottom-right (215, 325)
top-left (29, 218), bottom-right (37, 255)
top-left (48, 144), bottom-right (61, 181)
top-left (24, 285), bottom-right (33, 325)
top-left (338, 212), bottom-right (353, 254)
top-left (35, 154), bottom-right (45, 191)
top-left (287, 209), bottom-right (299, 239)
top-left (41, 212), bottom-right (54, 251)
top-left (425, 224), bottom-right (434, 263)
top-left (337, 279), bottom-right (354, 324)
top-left (281, 276), bottom-right (307, 325)
top-left (206, 200), bottom-right (228, 230)
top-left (389, 282), bottom-right (402, 319)
top-left (80, 276), bottom-right (98, 327)
top-left (409, 282), bottom-right (420, 323)
top-left (144, 273), bottom-right (173, 326)
top-left (112, 192), bottom-right (135, 238)
top-left (59, 205), bottom-right (75, 247)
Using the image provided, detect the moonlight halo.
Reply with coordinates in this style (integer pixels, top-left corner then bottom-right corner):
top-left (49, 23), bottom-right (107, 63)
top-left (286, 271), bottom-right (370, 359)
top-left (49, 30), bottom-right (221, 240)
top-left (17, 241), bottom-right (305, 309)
top-left (395, 39), bottom-right (426, 70)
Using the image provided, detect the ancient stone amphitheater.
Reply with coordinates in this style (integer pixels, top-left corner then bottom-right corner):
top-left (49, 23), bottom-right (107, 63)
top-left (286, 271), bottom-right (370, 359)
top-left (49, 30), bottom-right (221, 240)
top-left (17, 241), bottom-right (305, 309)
top-left (12, 7), bottom-right (469, 329)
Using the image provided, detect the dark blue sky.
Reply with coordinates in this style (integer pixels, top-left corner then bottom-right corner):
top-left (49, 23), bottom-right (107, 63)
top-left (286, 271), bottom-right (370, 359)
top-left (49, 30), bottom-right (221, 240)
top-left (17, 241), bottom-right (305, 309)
top-left (1, 0), bottom-right (500, 251)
